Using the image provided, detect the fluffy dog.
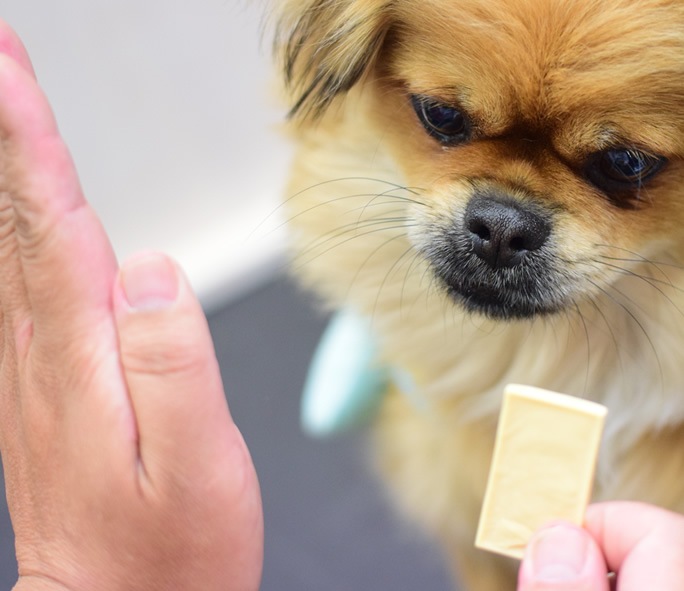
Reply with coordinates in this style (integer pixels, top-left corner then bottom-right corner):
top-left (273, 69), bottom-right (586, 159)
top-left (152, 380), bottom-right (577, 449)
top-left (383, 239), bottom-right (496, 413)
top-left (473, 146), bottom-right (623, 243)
top-left (274, 0), bottom-right (684, 588)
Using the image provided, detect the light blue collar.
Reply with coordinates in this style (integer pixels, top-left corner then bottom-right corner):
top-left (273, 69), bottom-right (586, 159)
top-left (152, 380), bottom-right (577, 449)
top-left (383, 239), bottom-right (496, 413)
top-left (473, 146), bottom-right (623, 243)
top-left (301, 310), bottom-right (423, 437)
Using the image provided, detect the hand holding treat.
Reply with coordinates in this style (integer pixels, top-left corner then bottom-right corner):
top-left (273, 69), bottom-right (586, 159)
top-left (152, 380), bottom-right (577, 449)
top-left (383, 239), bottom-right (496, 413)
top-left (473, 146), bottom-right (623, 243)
top-left (0, 20), bottom-right (262, 591)
top-left (476, 384), bottom-right (684, 590)
top-left (518, 503), bottom-right (684, 591)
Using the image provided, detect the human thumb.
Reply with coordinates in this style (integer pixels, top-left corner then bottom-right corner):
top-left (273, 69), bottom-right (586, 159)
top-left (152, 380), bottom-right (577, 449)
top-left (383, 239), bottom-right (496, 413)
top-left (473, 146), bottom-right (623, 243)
top-left (517, 523), bottom-right (610, 591)
top-left (113, 252), bottom-right (241, 484)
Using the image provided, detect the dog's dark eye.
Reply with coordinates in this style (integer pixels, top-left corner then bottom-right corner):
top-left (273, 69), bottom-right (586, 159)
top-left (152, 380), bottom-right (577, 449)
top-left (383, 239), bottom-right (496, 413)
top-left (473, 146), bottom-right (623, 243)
top-left (586, 148), bottom-right (667, 192)
top-left (411, 95), bottom-right (469, 144)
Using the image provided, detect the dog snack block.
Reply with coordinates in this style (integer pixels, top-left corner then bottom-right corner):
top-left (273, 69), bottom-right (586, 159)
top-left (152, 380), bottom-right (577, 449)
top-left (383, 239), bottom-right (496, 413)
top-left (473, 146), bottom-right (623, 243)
top-left (475, 384), bottom-right (607, 560)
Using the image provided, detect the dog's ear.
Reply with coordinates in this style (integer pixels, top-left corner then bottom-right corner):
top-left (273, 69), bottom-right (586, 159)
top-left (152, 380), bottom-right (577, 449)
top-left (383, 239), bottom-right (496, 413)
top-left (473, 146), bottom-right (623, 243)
top-left (275, 0), bottom-right (393, 121)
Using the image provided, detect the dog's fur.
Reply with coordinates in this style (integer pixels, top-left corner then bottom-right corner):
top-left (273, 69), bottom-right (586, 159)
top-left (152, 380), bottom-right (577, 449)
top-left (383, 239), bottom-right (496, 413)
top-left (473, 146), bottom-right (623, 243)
top-left (275, 1), bottom-right (684, 588)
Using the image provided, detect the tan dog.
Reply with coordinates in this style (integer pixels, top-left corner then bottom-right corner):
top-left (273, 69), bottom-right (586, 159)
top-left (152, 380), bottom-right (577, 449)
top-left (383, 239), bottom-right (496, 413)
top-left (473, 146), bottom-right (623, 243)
top-left (275, 1), bottom-right (684, 588)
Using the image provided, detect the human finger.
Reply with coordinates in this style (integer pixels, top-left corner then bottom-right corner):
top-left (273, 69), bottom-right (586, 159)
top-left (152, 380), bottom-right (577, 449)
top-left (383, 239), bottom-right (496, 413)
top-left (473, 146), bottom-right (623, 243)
top-left (113, 253), bottom-right (263, 588)
top-left (517, 522), bottom-right (610, 591)
top-left (0, 50), bottom-right (30, 324)
top-left (585, 502), bottom-right (684, 591)
top-left (0, 38), bottom-right (39, 445)
top-left (0, 52), bottom-right (118, 346)
top-left (0, 19), bottom-right (36, 77)
top-left (0, 49), bottom-right (128, 475)
top-left (113, 253), bottom-right (253, 489)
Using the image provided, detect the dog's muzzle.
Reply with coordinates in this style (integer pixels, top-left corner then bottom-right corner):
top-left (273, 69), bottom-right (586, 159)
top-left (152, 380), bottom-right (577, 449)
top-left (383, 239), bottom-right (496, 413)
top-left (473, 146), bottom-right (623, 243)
top-left (425, 191), bottom-right (563, 320)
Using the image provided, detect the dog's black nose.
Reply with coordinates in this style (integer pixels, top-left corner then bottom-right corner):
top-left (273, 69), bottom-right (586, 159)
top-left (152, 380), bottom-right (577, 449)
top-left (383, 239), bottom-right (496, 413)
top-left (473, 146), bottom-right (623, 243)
top-left (464, 194), bottom-right (550, 269)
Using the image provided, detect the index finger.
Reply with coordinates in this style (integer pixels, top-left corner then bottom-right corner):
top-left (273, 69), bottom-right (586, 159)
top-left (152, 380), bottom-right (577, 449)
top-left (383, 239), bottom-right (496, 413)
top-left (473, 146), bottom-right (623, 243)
top-left (585, 502), bottom-right (684, 591)
top-left (0, 52), bottom-right (119, 340)
top-left (0, 19), bottom-right (36, 78)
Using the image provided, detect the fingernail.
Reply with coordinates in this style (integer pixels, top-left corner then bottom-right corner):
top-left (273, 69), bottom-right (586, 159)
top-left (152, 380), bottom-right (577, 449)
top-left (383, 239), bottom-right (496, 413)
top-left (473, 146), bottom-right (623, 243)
top-left (121, 253), bottom-right (179, 310)
top-left (530, 525), bottom-right (589, 581)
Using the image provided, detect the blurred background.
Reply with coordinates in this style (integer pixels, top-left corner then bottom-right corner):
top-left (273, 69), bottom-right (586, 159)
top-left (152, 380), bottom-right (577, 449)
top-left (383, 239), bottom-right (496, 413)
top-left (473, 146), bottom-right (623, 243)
top-left (5, 0), bottom-right (290, 311)
top-left (0, 2), bottom-right (452, 589)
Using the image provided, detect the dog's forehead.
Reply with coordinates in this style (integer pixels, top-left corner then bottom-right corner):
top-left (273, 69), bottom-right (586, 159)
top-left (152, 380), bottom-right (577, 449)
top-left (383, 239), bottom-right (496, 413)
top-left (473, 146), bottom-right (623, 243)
top-left (394, 0), bottom-right (684, 69)
top-left (392, 0), bottom-right (684, 145)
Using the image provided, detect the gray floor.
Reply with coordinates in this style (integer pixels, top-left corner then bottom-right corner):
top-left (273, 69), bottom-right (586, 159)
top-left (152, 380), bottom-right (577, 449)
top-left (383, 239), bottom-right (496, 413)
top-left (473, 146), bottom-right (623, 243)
top-left (0, 277), bottom-right (452, 590)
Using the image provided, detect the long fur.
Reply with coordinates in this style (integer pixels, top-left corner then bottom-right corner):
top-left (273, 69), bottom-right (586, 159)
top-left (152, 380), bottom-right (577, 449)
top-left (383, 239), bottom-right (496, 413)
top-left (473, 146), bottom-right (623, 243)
top-left (275, 1), bottom-right (684, 588)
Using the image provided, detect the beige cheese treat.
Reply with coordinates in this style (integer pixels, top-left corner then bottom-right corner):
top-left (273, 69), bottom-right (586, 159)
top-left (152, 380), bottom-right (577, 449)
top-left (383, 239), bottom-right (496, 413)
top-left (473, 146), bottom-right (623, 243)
top-left (475, 384), bottom-right (607, 560)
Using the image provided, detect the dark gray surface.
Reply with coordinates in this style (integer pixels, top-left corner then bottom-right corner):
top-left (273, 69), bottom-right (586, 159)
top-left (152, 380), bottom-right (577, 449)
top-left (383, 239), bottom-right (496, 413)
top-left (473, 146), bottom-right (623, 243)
top-left (0, 277), bottom-right (452, 590)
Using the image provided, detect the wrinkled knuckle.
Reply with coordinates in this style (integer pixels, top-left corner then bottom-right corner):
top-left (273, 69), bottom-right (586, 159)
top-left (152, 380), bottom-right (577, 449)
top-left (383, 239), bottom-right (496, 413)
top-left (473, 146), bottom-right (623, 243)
top-left (0, 193), bottom-right (16, 243)
top-left (121, 331), bottom-right (210, 380)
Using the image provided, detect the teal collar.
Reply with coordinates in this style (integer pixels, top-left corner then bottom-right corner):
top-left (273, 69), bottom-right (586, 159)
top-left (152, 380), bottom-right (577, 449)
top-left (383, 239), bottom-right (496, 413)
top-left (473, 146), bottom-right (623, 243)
top-left (301, 310), bottom-right (424, 437)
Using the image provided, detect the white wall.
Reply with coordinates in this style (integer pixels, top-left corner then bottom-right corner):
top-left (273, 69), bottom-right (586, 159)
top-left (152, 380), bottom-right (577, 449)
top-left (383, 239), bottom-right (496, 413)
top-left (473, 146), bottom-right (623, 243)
top-left (3, 1), bottom-right (291, 311)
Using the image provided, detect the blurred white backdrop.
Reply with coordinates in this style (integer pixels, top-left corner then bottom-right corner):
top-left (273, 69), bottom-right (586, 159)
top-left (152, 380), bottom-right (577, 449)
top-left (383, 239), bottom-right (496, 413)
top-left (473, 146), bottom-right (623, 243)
top-left (3, 1), bottom-right (290, 311)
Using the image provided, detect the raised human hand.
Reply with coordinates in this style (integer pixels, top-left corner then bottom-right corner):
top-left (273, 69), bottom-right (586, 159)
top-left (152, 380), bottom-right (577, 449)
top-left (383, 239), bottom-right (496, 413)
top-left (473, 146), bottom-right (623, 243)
top-left (0, 19), bottom-right (263, 591)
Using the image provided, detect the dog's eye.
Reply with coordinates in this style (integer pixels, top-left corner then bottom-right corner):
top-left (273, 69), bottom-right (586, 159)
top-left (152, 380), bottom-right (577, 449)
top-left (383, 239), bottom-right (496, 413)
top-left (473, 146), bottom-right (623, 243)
top-left (411, 95), bottom-right (469, 144)
top-left (587, 148), bottom-right (667, 192)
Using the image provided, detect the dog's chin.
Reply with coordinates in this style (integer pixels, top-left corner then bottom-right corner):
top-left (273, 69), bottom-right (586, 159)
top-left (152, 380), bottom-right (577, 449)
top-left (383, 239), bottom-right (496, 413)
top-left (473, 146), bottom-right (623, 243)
top-left (443, 281), bottom-right (563, 320)
top-left (430, 256), bottom-right (567, 321)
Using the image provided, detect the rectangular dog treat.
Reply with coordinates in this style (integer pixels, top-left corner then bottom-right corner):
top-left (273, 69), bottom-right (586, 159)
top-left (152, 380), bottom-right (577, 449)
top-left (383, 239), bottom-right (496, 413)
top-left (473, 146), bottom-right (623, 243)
top-left (475, 384), bottom-right (607, 559)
